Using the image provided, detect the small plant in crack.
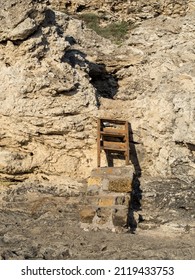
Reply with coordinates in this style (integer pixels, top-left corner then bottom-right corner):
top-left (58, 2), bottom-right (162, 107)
top-left (79, 13), bottom-right (131, 43)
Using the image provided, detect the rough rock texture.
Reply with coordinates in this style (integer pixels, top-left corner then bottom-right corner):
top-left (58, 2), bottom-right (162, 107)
top-left (0, 182), bottom-right (194, 260)
top-left (0, 0), bottom-right (195, 259)
top-left (0, 1), bottom-right (98, 182)
top-left (80, 167), bottom-right (133, 232)
top-left (132, 176), bottom-right (195, 232)
top-left (54, 11), bottom-right (195, 183)
top-left (1, 2), bottom-right (195, 182)
top-left (96, 14), bottom-right (195, 182)
top-left (0, 0), bottom-right (45, 41)
top-left (51, 0), bottom-right (195, 23)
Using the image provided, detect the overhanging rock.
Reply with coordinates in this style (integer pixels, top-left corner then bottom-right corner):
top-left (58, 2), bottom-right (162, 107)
top-left (80, 166), bottom-right (134, 232)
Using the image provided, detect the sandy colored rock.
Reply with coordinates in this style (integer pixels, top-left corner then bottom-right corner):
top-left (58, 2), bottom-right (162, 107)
top-left (107, 178), bottom-right (132, 193)
top-left (88, 167), bottom-right (134, 192)
top-left (1, 2), bottom-right (195, 183)
top-left (0, 0), bottom-right (194, 255)
top-left (0, 180), bottom-right (194, 259)
top-left (98, 196), bottom-right (114, 207)
top-left (88, 177), bottom-right (102, 187)
top-left (112, 207), bottom-right (128, 227)
top-left (79, 206), bottom-right (96, 223)
top-left (51, 0), bottom-right (190, 22)
top-left (0, 3), bottom-right (98, 182)
top-left (0, 0), bottom-right (45, 41)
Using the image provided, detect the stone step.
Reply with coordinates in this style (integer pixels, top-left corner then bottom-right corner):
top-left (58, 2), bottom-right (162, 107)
top-left (79, 166), bottom-right (134, 232)
top-left (88, 166), bottom-right (134, 193)
top-left (80, 205), bottom-right (129, 228)
top-left (85, 194), bottom-right (130, 207)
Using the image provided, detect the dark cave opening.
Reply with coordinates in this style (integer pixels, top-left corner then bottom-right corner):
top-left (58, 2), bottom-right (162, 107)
top-left (62, 48), bottom-right (119, 99)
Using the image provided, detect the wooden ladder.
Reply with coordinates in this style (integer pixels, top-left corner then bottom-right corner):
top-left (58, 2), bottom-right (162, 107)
top-left (97, 118), bottom-right (130, 167)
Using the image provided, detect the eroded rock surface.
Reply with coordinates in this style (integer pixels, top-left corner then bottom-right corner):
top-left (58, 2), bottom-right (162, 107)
top-left (0, 0), bottom-right (195, 259)
top-left (0, 0), bottom-right (46, 41)
top-left (0, 2), bottom-right (98, 182)
top-left (51, 0), bottom-right (194, 23)
top-left (1, 3), bottom-right (195, 182)
top-left (0, 182), bottom-right (194, 260)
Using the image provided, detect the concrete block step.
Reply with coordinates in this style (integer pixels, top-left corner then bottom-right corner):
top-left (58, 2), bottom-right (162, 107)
top-left (85, 194), bottom-right (130, 207)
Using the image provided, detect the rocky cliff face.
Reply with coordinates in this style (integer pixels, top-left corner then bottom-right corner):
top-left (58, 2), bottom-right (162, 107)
top-left (51, 0), bottom-right (194, 22)
top-left (1, 0), bottom-right (194, 182)
top-left (0, 0), bottom-right (99, 184)
top-left (0, 0), bottom-right (195, 239)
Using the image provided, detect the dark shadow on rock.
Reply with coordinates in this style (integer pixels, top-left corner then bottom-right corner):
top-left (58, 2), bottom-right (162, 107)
top-left (129, 123), bottom-right (142, 177)
top-left (89, 62), bottom-right (119, 99)
top-left (39, 9), bottom-right (119, 100)
top-left (127, 124), bottom-right (143, 233)
top-left (43, 9), bottom-right (56, 26)
top-left (62, 49), bottom-right (119, 99)
top-left (65, 35), bottom-right (77, 46)
top-left (126, 174), bottom-right (143, 233)
top-left (43, 8), bottom-right (68, 39)
top-left (105, 151), bottom-right (124, 167)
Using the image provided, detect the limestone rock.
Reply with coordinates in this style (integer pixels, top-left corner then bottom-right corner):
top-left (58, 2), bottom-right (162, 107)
top-left (0, 0), bottom-right (46, 41)
top-left (88, 167), bottom-right (134, 193)
top-left (0, 1), bottom-right (195, 185)
top-left (50, 0), bottom-right (190, 23)
top-left (0, 183), bottom-right (194, 260)
top-left (79, 206), bottom-right (95, 223)
top-left (0, 0), bottom-right (194, 259)
top-left (80, 167), bottom-right (133, 232)
top-left (0, 4), bottom-right (98, 182)
top-left (95, 14), bottom-right (195, 183)
top-left (137, 177), bottom-right (195, 232)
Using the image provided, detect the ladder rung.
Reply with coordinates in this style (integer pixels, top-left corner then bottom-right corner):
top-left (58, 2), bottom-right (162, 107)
top-left (101, 146), bottom-right (127, 152)
top-left (100, 130), bottom-right (126, 137)
top-left (100, 118), bottom-right (127, 125)
top-left (101, 141), bottom-right (127, 151)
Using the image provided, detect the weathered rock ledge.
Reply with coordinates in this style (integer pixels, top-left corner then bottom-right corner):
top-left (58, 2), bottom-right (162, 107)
top-left (0, 178), bottom-right (194, 260)
top-left (0, 0), bottom-right (194, 259)
top-left (51, 0), bottom-right (195, 23)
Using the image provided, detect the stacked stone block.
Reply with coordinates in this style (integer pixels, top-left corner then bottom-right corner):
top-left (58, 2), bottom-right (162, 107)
top-left (80, 167), bottom-right (134, 232)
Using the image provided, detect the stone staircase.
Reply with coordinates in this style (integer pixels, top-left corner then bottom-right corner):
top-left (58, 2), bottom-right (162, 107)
top-left (79, 166), bottom-right (134, 232)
